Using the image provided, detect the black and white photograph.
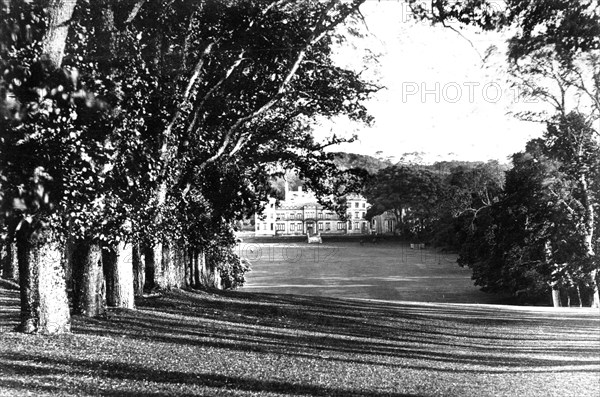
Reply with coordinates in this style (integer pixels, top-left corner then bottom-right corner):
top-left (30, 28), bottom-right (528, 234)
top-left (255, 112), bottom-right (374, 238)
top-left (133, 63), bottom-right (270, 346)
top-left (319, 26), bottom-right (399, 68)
top-left (0, 0), bottom-right (599, 395)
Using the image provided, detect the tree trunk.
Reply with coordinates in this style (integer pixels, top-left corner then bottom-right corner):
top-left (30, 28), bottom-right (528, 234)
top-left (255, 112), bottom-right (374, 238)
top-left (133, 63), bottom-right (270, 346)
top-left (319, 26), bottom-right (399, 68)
top-left (193, 249), bottom-right (202, 288)
top-left (199, 254), bottom-right (221, 289)
top-left (174, 244), bottom-right (186, 289)
top-left (2, 239), bottom-right (19, 282)
top-left (591, 269), bottom-right (600, 309)
top-left (161, 241), bottom-right (174, 289)
top-left (41, 0), bottom-right (77, 66)
top-left (156, 240), bottom-right (185, 289)
top-left (551, 285), bottom-right (562, 308)
top-left (132, 242), bottom-right (145, 297)
top-left (184, 247), bottom-right (191, 288)
top-left (576, 285), bottom-right (583, 308)
top-left (103, 243), bottom-right (134, 309)
top-left (17, 225), bottom-right (71, 334)
top-left (11, 0), bottom-right (75, 334)
top-left (143, 243), bottom-right (159, 291)
top-left (579, 173), bottom-right (598, 308)
top-left (155, 241), bottom-right (169, 289)
top-left (72, 240), bottom-right (105, 317)
top-left (186, 247), bottom-right (199, 289)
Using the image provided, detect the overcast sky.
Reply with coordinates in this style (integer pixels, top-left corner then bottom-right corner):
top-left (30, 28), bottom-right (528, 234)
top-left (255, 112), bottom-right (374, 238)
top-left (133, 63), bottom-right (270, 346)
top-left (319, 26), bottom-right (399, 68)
top-left (316, 1), bottom-right (546, 164)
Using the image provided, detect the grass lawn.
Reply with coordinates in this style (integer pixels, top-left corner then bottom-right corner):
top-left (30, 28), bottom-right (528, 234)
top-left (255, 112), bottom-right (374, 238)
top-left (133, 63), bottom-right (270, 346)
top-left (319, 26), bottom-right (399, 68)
top-left (1, 284), bottom-right (599, 396)
top-left (240, 241), bottom-right (510, 304)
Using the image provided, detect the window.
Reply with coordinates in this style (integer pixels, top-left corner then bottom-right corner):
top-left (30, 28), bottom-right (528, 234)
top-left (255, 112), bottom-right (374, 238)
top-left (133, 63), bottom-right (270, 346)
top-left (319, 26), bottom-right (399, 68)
top-left (354, 222), bottom-right (359, 230)
top-left (355, 202), bottom-right (359, 208)
top-left (348, 222), bottom-right (353, 230)
top-left (355, 212), bottom-right (359, 219)
top-left (318, 223), bottom-right (323, 230)
top-left (325, 212), bottom-right (331, 219)
top-left (362, 212), bottom-right (366, 218)
top-left (290, 224), bottom-right (295, 231)
top-left (337, 222), bottom-right (345, 230)
top-left (362, 203), bottom-right (366, 208)
top-left (325, 222), bottom-right (330, 230)
top-left (270, 223), bottom-right (274, 230)
top-left (276, 223), bottom-right (285, 231)
top-left (318, 213), bottom-right (323, 219)
top-left (256, 224), bottom-right (260, 230)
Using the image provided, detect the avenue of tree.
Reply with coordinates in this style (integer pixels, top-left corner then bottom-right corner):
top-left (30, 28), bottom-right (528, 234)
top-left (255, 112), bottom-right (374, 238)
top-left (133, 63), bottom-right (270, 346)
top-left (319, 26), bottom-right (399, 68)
top-left (0, 1), bottom-right (598, 335)
top-left (0, 0), bottom-right (376, 334)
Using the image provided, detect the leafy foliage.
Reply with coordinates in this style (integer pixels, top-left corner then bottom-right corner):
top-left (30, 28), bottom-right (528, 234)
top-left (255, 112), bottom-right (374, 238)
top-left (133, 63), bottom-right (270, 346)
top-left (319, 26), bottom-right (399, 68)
top-left (1, 1), bottom-right (375, 288)
top-left (364, 165), bottom-right (444, 240)
top-left (408, 0), bottom-right (600, 64)
top-left (457, 113), bottom-right (599, 303)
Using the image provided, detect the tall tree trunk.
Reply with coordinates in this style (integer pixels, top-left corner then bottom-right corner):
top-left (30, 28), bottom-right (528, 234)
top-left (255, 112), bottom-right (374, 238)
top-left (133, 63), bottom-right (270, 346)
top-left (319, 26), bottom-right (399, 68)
top-left (103, 243), bottom-right (134, 309)
top-left (72, 240), bottom-right (105, 317)
top-left (143, 243), bottom-right (159, 291)
top-left (579, 174), bottom-right (599, 308)
top-left (193, 249), bottom-right (202, 288)
top-left (155, 240), bottom-right (185, 289)
top-left (2, 239), bottom-right (19, 282)
top-left (14, 0), bottom-right (76, 335)
top-left (544, 239), bottom-right (563, 308)
top-left (199, 254), bottom-right (221, 290)
top-left (132, 242), bottom-right (145, 297)
top-left (551, 285), bottom-right (562, 308)
top-left (17, 224), bottom-right (70, 334)
top-left (185, 247), bottom-right (192, 288)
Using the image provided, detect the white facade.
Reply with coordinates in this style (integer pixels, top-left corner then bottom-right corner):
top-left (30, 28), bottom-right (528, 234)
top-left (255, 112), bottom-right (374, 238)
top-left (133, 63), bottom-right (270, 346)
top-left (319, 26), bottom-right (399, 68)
top-left (254, 185), bottom-right (371, 236)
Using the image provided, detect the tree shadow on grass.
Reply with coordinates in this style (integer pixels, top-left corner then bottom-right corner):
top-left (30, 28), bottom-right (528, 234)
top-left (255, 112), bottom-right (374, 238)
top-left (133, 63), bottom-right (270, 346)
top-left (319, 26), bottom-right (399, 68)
top-left (0, 352), bottom-right (417, 397)
top-left (142, 289), bottom-right (600, 344)
top-left (71, 290), bottom-right (600, 373)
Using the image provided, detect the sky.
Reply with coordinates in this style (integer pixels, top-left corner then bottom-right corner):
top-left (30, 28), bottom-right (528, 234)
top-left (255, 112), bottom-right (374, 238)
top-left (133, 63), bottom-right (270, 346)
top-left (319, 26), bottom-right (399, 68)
top-left (315, 1), bottom-right (546, 164)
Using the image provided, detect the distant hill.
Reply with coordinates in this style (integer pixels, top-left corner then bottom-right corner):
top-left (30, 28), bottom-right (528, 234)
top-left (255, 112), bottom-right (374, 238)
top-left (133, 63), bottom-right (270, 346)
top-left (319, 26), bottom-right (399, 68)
top-left (331, 152), bottom-right (392, 175)
top-left (267, 152), bottom-right (390, 199)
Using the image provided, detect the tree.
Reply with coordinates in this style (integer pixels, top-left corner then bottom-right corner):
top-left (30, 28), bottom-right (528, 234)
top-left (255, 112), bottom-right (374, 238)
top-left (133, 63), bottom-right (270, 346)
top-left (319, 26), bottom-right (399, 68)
top-left (409, 0), bottom-right (600, 306)
top-left (433, 161), bottom-right (506, 250)
top-left (408, 0), bottom-right (600, 64)
top-left (365, 165), bottom-right (443, 240)
top-left (458, 116), bottom-right (600, 307)
top-left (0, 0), bottom-right (76, 334)
top-left (1, 0), bottom-right (376, 328)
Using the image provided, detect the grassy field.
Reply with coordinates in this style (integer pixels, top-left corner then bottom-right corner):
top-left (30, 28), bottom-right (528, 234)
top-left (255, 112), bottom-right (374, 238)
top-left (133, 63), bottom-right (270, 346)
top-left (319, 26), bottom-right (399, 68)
top-left (240, 241), bottom-right (510, 304)
top-left (1, 284), bottom-right (599, 396)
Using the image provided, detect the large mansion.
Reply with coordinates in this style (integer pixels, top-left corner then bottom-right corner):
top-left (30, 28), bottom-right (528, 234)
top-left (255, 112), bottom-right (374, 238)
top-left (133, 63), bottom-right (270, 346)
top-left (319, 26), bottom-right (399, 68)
top-left (254, 184), bottom-right (396, 236)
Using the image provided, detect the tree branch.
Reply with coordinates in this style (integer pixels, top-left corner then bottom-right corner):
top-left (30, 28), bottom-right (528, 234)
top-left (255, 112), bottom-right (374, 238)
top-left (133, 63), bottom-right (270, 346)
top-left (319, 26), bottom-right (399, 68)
top-left (201, 0), bottom-right (365, 164)
top-left (159, 41), bottom-right (215, 166)
top-left (125, 0), bottom-right (146, 24)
